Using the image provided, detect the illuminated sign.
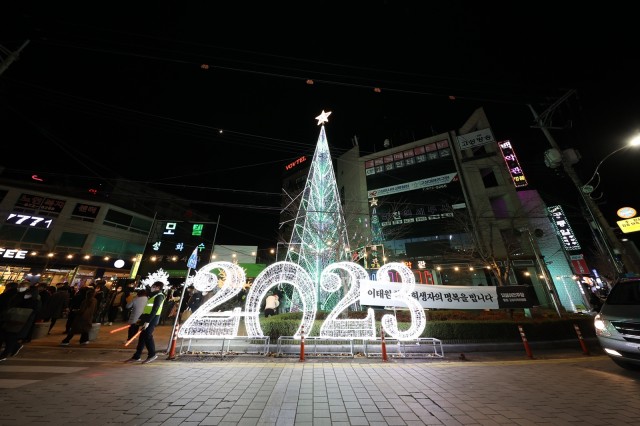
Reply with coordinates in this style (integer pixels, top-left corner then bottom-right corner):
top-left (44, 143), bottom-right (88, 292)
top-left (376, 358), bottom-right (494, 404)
top-left (139, 220), bottom-right (218, 277)
top-left (364, 140), bottom-right (451, 176)
top-left (15, 193), bottom-right (66, 213)
top-left (617, 207), bottom-right (637, 219)
top-left (569, 254), bottom-right (590, 275)
top-left (285, 156), bottom-right (307, 171)
top-left (617, 217), bottom-right (640, 233)
top-left (498, 140), bottom-right (528, 188)
top-left (72, 203), bottom-right (100, 219)
top-left (548, 205), bottom-right (581, 251)
top-left (6, 213), bottom-right (53, 228)
top-left (0, 248), bottom-right (29, 259)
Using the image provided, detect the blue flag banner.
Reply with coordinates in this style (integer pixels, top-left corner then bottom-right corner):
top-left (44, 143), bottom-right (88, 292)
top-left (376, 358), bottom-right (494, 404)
top-left (187, 247), bottom-right (198, 269)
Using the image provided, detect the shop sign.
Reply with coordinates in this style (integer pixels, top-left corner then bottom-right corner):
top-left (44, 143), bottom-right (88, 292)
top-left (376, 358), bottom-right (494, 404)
top-left (6, 212), bottom-right (53, 228)
top-left (457, 128), bottom-right (494, 150)
top-left (0, 248), bottom-right (29, 259)
top-left (617, 217), bottom-right (640, 233)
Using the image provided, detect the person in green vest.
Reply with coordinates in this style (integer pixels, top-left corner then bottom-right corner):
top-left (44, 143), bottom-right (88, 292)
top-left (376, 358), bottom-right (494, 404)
top-left (124, 281), bottom-right (165, 364)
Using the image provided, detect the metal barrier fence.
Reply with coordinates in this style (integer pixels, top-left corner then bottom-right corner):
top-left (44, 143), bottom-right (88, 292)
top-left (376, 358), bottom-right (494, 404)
top-left (276, 336), bottom-right (445, 359)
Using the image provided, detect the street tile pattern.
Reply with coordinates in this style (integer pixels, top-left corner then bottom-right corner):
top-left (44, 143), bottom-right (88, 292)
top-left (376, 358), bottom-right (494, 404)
top-left (0, 355), bottom-right (638, 425)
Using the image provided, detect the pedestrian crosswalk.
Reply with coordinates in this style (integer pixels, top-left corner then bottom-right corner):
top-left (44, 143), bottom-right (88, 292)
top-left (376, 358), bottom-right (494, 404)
top-left (0, 362), bottom-right (89, 389)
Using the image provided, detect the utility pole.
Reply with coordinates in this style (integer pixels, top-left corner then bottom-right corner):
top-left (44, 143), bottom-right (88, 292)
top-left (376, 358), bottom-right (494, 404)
top-left (0, 40), bottom-right (30, 77)
top-left (528, 91), bottom-right (627, 276)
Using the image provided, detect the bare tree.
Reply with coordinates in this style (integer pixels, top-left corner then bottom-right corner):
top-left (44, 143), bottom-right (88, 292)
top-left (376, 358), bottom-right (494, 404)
top-left (441, 204), bottom-right (533, 286)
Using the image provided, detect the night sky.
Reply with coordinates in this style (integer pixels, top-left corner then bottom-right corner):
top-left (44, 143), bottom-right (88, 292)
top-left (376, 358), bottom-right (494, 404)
top-left (1, 2), bottom-right (639, 250)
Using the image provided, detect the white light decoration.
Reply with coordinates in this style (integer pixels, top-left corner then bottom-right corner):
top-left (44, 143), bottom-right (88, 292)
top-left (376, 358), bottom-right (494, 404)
top-left (179, 260), bottom-right (428, 341)
top-left (113, 259), bottom-right (125, 268)
top-left (244, 261), bottom-right (317, 338)
top-left (178, 262), bottom-right (246, 338)
top-left (141, 268), bottom-right (170, 287)
top-left (377, 262), bottom-right (426, 340)
top-left (285, 112), bottom-right (351, 312)
top-left (173, 114), bottom-right (426, 342)
top-left (319, 261), bottom-right (376, 339)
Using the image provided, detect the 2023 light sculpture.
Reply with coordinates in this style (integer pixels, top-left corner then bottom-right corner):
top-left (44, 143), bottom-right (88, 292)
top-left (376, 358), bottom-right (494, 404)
top-left (319, 261), bottom-right (376, 339)
top-left (177, 260), bottom-right (426, 340)
top-left (177, 261), bottom-right (246, 339)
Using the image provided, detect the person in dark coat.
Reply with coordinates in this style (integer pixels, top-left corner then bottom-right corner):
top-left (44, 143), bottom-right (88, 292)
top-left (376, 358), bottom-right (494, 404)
top-left (0, 282), bottom-right (19, 317)
top-left (65, 287), bottom-right (88, 334)
top-left (0, 282), bottom-right (19, 342)
top-left (0, 282), bottom-right (40, 360)
top-left (43, 285), bottom-right (70, 334)
top-left (93, 279), bottom-right (109, 323)
top-left (60, 288), bottom-right (97, 345)
top-left (23, 283), bottom-right (52, 342)
top-left (105, 284), bottom-right (126, 325)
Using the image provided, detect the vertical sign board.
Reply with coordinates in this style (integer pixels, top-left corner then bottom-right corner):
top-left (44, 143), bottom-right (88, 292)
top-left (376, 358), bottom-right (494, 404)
top-left (138, 220), bottom-right (217, 278)
top-left (497, 140), bottom-right (528, 188)
top-left (570, 254), bottom-right (590, 275)
top-left (548, 205), bottom-right (581, 251)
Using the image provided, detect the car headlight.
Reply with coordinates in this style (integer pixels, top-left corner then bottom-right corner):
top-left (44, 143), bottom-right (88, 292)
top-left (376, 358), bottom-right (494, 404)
top-left (594, 313), bottom-right (612, 337)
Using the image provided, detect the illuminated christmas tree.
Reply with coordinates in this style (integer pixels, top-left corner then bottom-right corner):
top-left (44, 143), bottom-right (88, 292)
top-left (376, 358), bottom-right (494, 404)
top-left (369, 196), bottom-right (384, 245)
top-left (284, 110), bottom-right (351, 311)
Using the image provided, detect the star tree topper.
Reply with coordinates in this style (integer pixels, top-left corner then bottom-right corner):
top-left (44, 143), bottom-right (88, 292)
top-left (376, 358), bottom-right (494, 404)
top-left (315, 110), bottom-right (332, 125)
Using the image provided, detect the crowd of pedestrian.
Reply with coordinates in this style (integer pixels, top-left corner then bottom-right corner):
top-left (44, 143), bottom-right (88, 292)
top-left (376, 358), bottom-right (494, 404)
top-left (0, 277), bottom-right (271, 362)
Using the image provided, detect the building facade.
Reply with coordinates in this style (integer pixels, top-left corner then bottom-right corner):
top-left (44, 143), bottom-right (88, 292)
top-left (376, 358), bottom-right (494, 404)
top-left (336, 107), bottom-right (588, 313)
top-left (0, 173), bottom-right (213, 289)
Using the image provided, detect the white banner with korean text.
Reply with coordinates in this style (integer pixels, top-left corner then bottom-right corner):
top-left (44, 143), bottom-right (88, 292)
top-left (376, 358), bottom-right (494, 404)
top-left (456, 128), bottom-right (495, 150)
top-left (360, 280), bottom-right (499, 309)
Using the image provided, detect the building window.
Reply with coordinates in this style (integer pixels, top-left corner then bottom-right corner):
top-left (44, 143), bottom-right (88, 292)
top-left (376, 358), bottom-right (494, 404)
top-left (58, 232), bottom-right (87, 248)
top-left (21, 228), bottom-right (50, 244)
top-left (0, 224), bottom-right (27, 241)
top-left (481, 168), bottom-right (499, 188)
top-left (500, 229), bottom-right (524, 257)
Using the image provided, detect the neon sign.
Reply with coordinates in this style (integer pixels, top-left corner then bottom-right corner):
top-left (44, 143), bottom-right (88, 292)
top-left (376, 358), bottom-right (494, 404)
top-left (498, 140), bottom-right (528, 188)
top-left (285, 156), bottom-right (307, 171)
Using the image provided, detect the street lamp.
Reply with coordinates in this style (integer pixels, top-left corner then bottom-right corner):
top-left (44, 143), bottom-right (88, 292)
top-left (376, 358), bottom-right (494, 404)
top-left (581, 134), bottom-right (640, 196)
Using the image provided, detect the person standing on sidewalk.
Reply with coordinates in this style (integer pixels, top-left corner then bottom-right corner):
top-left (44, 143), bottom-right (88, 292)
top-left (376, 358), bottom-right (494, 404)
top-left (43, 285), bottom-right (69, 334)
top-left (65, 286), bottom-right (88, 334)
top-left (125, 289), bottom-right (148, 342)
top-left (60, 288), bottom-right (96, 346)
top-left (125, 281), bottom-right (165, 364)
top-left (105, 285), bottom-right (126, 326)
